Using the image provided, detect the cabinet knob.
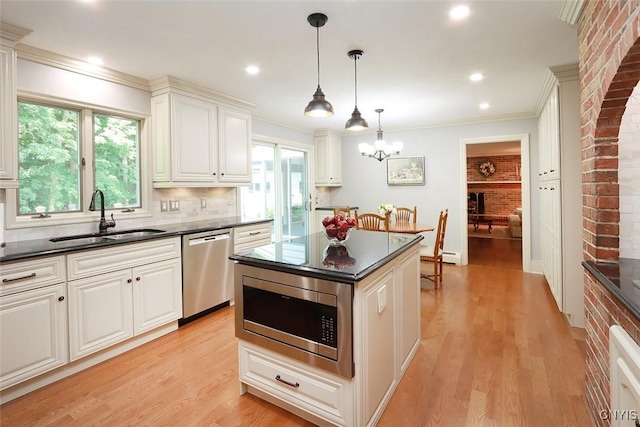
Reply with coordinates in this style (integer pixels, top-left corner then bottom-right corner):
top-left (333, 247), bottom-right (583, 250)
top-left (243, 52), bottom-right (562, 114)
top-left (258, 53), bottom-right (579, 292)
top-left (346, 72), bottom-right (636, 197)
top-left (221, 172), bottom-right (225, 176)
top-left (213, 172), bottom-right (216, 176)
top-left (550, 169), bottom-right (555, 172)
top-left (58, 296), bottom-right (65, 302)
top-left (136, 277), bottom-right (141, 281)
top-left (127, 278), bottom-right (132, 283)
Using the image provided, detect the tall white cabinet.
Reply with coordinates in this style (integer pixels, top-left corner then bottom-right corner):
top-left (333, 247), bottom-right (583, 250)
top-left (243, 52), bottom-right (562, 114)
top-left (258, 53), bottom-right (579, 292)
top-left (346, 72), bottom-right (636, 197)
top-left (150, 76), bottom-right (254, 187)
top-left (538, 65), bottom-right (584, 328)
top-left (314, 129), bottom-right (342, 187)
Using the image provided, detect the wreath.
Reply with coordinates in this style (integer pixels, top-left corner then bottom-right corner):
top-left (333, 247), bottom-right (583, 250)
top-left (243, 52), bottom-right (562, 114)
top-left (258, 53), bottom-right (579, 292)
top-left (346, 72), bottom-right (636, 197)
top-left (479, 160), bottom-right (496, 177)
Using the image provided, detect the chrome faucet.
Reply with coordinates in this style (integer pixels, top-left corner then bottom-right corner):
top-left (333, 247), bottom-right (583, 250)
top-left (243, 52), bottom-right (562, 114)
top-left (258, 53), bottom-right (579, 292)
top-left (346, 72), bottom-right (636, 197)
top-left (89, 189), bottom-right (116, 234)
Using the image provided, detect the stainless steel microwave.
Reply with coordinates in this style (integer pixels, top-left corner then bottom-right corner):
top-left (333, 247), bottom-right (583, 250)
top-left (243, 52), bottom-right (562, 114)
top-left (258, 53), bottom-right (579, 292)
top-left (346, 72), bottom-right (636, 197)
top-left (234, 264), bottom-right (354, 378)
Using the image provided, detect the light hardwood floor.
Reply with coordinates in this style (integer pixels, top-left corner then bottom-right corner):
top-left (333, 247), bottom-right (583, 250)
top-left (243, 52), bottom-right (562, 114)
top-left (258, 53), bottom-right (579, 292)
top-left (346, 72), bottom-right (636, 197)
top-left (0, 262), bottom-right (589, 426)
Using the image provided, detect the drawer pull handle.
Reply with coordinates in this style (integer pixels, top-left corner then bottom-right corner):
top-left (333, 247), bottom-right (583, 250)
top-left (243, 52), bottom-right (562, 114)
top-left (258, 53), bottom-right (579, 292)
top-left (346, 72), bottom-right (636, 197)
top-left (249, 231), bottom-right (261, 236)
top-left (3, 273), bottom-right (37, 283)
top-left (275, 375), bottom-right (299, 388)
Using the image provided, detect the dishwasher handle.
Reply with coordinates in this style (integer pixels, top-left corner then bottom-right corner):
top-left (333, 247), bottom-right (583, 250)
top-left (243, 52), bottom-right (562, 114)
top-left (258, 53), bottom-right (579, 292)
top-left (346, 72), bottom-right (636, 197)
top-left (188, 233), bottom-right (231, 246)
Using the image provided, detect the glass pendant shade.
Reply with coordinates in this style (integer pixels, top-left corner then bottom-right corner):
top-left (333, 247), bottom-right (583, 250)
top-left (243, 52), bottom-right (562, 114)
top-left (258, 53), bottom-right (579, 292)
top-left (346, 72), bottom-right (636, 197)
top-left (304, 13), bottom-right (333, 118)
top-left (345, 106), bottom-right (368, 131)
top-left (305, 86), bottom-right (334, 117)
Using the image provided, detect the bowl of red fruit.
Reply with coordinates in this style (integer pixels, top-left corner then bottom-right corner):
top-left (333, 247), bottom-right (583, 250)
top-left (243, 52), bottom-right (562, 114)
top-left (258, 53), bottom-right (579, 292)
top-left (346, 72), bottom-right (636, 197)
top-left (322, 214), bottom-right (356, 246)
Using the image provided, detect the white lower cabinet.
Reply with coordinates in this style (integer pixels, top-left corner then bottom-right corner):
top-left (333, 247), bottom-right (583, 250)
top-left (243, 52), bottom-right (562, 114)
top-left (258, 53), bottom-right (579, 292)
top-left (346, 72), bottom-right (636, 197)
top-left (239, 341), bottom-right (353, 426)
top-left (610, 325), bottom-right (640, 426)
top-left (0, 283), bottom-right (68, 390)
top-left (234, 222), bottom-right (272, 253)
top-left (67, 238), bottom-right (182, 361)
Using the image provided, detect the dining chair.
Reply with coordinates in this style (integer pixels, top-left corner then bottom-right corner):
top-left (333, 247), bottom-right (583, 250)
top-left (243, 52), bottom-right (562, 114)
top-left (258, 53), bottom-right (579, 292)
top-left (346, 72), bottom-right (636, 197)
top-left (420, 209), bottom-right (448, 289)
top-left (394, 206), bottom-right (417, 224)
top-left (333, 206), bottom-right (351, 218)
top-left (354, 210), bottom-right (389, 231)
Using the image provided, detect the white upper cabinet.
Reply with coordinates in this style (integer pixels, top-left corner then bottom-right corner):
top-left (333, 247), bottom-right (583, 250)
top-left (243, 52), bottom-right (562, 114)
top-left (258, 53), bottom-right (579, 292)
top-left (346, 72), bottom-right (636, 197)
top-left (150, 76), bottom-right (254, 187)
top-left (314, 130), bottom-right (342, 186)
top-left (0, 24), bottom-right (31, 188)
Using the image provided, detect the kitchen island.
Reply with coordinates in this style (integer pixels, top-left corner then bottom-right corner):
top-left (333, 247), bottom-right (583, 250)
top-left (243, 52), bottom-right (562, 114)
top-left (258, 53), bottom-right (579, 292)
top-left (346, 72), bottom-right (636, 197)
top-left (230, 230), bottom-right (423, 426)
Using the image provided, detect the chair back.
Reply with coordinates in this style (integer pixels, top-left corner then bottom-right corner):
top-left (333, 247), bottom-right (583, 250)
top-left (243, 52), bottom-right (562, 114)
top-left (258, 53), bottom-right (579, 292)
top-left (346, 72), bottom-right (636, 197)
top-left (434, 209), bottom-right (449, 253)
top-left (395, 206), bottom-right (417, 224)
top-left (333, 206), bottom-right (351, 218)
top-left (354, 210), bottom-right (390, 231)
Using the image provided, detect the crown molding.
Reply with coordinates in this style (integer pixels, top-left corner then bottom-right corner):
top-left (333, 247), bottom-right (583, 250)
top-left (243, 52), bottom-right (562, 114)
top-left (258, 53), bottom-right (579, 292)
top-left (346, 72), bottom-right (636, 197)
top-left (251, 112), bottom-right (315, 135)
top-left (559, 0), bottom-right (585, 25)
top-left (149, 75), bottom-right (255, 111)
top-left (15, 44), bottom-right (151, 91)
top-left (534, 64), bottom-right (579, 115)
top-left (0, 22), bottom-right (32, 46)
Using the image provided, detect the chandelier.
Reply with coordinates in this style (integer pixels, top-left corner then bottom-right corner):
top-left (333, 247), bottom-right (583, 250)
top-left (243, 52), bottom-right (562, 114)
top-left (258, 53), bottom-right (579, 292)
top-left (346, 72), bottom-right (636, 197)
top-left (358, 109), bottom-right (403, 162)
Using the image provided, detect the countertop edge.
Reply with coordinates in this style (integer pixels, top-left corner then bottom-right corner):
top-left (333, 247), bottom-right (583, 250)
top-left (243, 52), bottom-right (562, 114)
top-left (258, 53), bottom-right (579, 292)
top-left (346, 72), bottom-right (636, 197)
top-left (231, 235), bottom-right (423, 283)
top-left (1, 218), bottom-right (273, 263)
top-left (583, 260), bottom-right (640, 321)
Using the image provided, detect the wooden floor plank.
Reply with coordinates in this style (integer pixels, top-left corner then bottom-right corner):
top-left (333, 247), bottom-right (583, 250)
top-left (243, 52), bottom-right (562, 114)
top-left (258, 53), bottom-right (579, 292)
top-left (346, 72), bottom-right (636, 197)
top-left (1, 252), bottom-right (589, 426)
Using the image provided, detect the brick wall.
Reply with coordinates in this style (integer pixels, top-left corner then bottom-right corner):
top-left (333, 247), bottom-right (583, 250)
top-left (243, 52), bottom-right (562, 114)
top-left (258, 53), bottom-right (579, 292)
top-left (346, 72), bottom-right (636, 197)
top-left (578, 1), bottom-right (640, 426)
top-left (467, 155), bottom-right (522, 218)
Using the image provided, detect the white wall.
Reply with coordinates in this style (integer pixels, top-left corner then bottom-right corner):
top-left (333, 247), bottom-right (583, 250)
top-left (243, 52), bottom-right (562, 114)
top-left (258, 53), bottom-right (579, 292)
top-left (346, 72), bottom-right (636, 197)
top-left (252, 118), bottom-right (313, 145)
top-left (332, 117), bottom-right (540, 260)
top-left (619, 85), bottom-right (640, 259)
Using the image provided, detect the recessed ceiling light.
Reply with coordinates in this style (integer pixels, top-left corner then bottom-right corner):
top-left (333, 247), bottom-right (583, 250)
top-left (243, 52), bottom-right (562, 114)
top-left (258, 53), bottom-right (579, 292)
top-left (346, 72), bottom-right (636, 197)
top-left (479, 103), bottom-right (490, 110)
top-left (450, 5), bottom-right (470, 20)
top-left (470, 73), bottom-right (484, 82)
top-left (246, 65), bottom-right (260, 75)
top-left (87, 56), bottom-right (103, 65)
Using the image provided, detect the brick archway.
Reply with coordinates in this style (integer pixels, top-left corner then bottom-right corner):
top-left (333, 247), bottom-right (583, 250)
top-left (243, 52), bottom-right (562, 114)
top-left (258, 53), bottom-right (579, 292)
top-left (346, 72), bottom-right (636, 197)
top-left (583, 40), bottom-right (640, 263)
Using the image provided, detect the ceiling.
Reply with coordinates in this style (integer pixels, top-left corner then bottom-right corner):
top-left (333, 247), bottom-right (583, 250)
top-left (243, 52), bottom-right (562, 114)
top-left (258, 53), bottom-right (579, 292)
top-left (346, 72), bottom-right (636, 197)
top-left (0, 1), bottom-right (578, 134)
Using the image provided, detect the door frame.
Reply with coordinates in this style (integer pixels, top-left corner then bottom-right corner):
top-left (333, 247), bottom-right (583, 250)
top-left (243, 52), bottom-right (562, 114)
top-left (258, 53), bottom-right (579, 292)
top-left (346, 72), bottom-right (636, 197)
top-left (458, 134), bottom-right (531, 272)
top-left (239, 134), bottom-right (313, 242)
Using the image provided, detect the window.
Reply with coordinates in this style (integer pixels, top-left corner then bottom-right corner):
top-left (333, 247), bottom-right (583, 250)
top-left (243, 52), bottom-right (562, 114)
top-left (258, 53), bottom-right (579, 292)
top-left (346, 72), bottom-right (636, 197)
top-left (18, 102), bottom-right (81, 214)
top-left (10, 98), bottom-right (147, 227)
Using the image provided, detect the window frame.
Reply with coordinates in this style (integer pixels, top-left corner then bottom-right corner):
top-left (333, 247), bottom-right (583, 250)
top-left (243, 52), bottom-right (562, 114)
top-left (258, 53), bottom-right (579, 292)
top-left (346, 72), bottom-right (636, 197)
top-left (6, 92), bottom-right (152, 230)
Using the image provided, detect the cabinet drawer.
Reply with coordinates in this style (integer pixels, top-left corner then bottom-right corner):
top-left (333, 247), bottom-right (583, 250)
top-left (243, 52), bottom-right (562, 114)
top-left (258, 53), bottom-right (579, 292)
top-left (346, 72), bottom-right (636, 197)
top-left (1, 256), bottom-right (66, 297)
top-left (239, 341), bottom-right (351, 425)
top-left (234, 223), bottom-right (271, 247)
top-left (67, 237), bottom-right (181, 281)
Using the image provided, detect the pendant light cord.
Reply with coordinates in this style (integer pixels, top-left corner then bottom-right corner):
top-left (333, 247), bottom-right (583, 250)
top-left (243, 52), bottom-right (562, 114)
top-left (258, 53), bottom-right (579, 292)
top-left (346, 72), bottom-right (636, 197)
top-left (353, 56), bottom-right (358, 107)
top-left (316, 26), bottom-right (321, 87)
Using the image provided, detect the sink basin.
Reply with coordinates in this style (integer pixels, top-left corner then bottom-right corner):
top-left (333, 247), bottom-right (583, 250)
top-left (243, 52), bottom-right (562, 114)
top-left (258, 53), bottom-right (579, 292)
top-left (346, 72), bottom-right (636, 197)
top-left (102, 229), bottom-right (166, 240)
top-left (50, 229), bottom-right (166, 243)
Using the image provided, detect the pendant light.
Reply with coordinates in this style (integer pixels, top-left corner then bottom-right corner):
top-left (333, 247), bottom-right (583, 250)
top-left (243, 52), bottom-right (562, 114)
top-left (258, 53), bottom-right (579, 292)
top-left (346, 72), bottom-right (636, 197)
top-left (345, 49), bottom-right (368, 131)
top-left (304, 13), bottom-right (334, 117)
top-left (358, 109), bottom-right (403, 161)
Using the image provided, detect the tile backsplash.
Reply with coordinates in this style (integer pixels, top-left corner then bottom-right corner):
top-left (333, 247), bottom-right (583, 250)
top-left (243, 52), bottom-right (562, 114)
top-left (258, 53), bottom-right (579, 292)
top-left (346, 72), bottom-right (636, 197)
top-left (1, 187), bottom-right (238, 243)
top-left (619, 85), bottom-right (640, 259)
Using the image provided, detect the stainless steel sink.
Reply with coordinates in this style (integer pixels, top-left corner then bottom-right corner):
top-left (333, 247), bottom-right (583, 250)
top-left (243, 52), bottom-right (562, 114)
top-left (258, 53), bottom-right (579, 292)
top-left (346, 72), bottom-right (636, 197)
top-left (50, 229), bottom-right (165, 243)
top-left (101, 229), bottom-right (166, 240)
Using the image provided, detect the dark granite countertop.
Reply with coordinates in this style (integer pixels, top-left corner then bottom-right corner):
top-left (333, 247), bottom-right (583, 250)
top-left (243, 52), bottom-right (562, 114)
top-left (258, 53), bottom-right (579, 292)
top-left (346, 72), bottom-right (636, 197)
top-left (583, 258), bottom-right (640, 320)
top-left (230, 229), bottom-right (423, 283)
top-left (0, 217), bottom-right (272, 263)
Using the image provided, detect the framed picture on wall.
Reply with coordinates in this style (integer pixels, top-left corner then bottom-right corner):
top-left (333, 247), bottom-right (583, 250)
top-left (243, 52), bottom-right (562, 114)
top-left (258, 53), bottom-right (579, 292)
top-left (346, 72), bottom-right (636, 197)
top-left (387, 156), bottom-right (425, 186)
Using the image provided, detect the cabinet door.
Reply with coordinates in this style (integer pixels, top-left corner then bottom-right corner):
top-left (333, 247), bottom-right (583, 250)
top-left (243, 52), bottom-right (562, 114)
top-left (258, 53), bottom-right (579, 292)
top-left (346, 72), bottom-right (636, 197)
top-left (314, 134), bottom-right (342, 186)
top-left (171, 93), bottom-right (218, 181)
top-left (361, 272), bottom-right (396, 422)
top-left (132, 258), bottom-right (182, 335)
top-left (0, 284), bottom-right (68, 390)
top-left (68, 270), bottom-right (133, 361)
top-left (0, 44), bottom-right (18, 186)
top-left (396, 252), bottom-right (420, 374)
top-left (218, 107), bottom-right (251, 183)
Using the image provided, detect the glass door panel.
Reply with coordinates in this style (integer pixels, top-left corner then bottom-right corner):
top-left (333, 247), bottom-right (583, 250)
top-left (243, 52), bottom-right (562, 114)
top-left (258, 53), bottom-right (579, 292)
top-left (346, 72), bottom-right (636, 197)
top-left (241, 144), bottom-right (276, 241)
top-left (281, 148), bottom-right (309, 239)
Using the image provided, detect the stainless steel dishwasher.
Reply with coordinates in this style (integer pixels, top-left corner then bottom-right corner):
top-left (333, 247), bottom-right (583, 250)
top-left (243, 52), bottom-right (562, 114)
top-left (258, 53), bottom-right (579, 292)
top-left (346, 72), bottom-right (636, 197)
top-left (181, 228), bottom-right (233, 320)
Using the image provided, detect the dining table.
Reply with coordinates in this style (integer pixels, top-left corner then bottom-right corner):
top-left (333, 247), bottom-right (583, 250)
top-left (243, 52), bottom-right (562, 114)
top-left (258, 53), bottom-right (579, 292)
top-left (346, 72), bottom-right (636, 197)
top-left (387, 222), bottom-right (435, 234)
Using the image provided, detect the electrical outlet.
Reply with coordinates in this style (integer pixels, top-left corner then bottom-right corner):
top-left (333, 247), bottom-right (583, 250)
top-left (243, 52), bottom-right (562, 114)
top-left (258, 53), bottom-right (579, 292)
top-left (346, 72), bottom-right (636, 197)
top-left (160, 200), bottom-right (168, 212)
top-left (200, 198), bottom-right (207, 209)
top-left (377, 285), bottom-right (387, 313)
top-left (169, 200), bottom-right (180, 211)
